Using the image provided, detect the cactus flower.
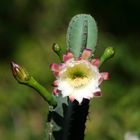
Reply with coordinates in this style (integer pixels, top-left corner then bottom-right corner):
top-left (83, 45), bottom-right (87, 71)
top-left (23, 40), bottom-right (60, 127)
top-left (50, 49), bottom-right (109, 104)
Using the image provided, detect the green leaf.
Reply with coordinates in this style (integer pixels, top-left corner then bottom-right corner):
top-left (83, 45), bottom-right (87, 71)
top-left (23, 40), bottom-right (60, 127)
top-left (66, 14), bottom-right (98, 57)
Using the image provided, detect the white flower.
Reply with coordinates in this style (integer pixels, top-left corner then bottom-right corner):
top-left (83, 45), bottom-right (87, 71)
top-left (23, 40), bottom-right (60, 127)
top-left (50, 49), bottom-right (109, 104)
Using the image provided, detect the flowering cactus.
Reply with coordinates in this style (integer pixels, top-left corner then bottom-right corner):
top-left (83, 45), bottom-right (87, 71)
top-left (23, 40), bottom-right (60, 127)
top-left (11, 14), bottom-right (114, 140)
top-left (50, 49), bottom-right (108, 104)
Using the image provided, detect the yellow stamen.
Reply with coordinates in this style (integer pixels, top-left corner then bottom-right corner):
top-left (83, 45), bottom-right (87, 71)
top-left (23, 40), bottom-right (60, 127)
top-left (69, 77), bottom-right (90, 88)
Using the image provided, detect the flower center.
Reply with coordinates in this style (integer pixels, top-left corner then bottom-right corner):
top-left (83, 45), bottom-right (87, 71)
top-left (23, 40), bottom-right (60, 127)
top-left (60, 61), bottom-right (95, 88)
top-left (71, 71), bottom-right (86, 79)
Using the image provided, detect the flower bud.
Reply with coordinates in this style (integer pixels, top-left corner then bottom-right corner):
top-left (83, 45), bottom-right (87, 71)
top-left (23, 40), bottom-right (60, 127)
top-left (52, 43), bottom-right (63, 62)
top-left (52, 43), bottom-right (61, 53)
top-left (103, 47), bottom-right (115, 60)
top-left (11, 61), bottom-right (30, 83)
top-left (11, 62), bottom-right (57, 107)
top-left (99, 47), bottom-right (115, 67)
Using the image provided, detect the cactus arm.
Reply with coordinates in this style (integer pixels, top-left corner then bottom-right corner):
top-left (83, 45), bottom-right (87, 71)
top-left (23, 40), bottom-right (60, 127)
top-left (66, 14), bottom-right (97, 57)
top-left (27, 77), bottom-right (57, 107)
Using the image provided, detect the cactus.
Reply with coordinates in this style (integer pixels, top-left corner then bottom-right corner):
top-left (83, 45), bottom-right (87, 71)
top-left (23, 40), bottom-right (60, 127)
top-left (11, 14), bottom-right (114, 140)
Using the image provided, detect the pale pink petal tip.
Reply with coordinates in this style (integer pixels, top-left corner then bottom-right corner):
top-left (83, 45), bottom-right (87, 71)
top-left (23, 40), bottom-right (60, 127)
top-left (54, 72), bottom-right (60, 77)
top-left (52, 80), bottom-right (58, 87)
top-left (63, 52), bottom-right (74, 62)
top-left (94, 92), bottom-right (102, 97)
top-left (59, 64), bottom-right (65, 70)
top-left (91, 58), bottom-right (100, 67)
top-left (101, 72), bottom-right (109, 80)
top-left (81, 49), bottom-right (92, 60)
top-left (50, 63), bottom-right (59, 72)
top-left (53, 88), bottom-right (60, 95)
top-left (99, 72), bottom-right (109, 84)
top-left (69, 95), bottom-right (75, 102)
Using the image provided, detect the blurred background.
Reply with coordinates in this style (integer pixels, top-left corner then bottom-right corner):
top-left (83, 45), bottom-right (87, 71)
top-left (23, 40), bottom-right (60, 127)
top-left (0, 0), bottom-right (140, 140)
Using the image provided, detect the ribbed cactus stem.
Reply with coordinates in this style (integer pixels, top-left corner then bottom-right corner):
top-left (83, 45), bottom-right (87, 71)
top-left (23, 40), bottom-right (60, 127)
top-left (46, 96), bottom-right (89, 140)
top-left (66, 99), bottom-right (89, 140)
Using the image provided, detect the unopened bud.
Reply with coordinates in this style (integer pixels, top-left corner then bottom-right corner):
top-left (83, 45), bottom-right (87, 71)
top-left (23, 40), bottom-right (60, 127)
top-left (52, 43), bottom-right (63, 62)
top-left (103, 47), bottom-right (115, 59)
top-left (52, 43), bottom-right (61, 52)
top-left (11, 61), bottom-right (30, 83)
top-left (99, 47), bottom-right (115, 67)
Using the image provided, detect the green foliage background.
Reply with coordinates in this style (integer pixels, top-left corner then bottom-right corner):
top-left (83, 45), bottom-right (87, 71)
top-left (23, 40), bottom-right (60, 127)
top-left (0, 0), bottom-right (140, 139)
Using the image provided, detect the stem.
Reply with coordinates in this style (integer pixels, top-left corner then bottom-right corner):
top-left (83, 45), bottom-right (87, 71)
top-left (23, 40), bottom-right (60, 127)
top-left (47, 97), bottom-right (89, 140)
top-left (99, 47), bottom-right (115, 68)
top-left (11, 61), bottom-right (57, 107)
top-left (52, 43), bottom-right (63, 63)
top-left (27, 77), bottom-right (57, 107)
top-left (67, 99), bottom-right (89, 140)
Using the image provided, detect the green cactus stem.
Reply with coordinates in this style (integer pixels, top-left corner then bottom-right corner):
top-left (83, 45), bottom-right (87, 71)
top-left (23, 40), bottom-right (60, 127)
top-left (66, 14), bottom-right (97, 58)
top-left (27, 77), bottom-right (57, 107)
